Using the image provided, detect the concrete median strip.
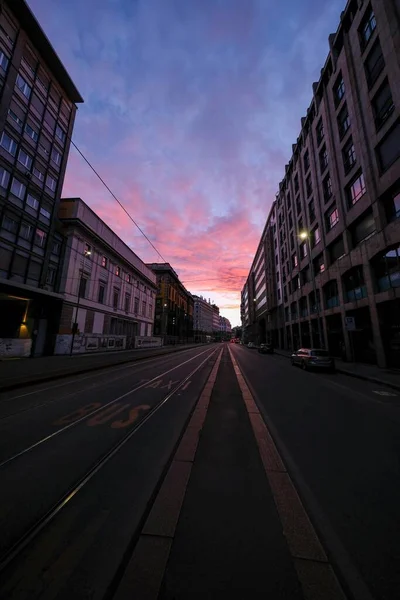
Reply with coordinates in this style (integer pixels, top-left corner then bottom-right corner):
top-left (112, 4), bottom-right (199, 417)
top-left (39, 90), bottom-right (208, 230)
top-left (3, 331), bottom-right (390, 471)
top-left (228, 347), bottom-right (347, 600)
top-left (113, 348), bottom-right (223, 600)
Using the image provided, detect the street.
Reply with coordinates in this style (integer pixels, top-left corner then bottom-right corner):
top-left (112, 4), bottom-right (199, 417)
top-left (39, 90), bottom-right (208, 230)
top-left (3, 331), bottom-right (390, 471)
top-left (0, 343), bottom-right (399, 599)
top-left (230, 344), bottom-right (400, 600)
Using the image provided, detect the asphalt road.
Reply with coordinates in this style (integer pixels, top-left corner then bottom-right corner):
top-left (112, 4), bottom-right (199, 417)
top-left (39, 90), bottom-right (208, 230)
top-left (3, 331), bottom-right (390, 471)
top-left (230, 344), bottom-right (400, 600)
top-left (0, 345), bottom-right (219, 600)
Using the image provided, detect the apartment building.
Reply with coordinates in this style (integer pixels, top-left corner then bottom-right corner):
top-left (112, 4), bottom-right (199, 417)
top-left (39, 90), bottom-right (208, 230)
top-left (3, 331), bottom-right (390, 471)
top-left (147, 263), bottom-right (194, 343)
top-left (0, 0), bottom-right (83, 357)
top-left (243, 0), bottom-right (400, 367)
top-left (193, 295), bottom-right (214, 341)
top-left (56, 198), bottom-right (157, 354)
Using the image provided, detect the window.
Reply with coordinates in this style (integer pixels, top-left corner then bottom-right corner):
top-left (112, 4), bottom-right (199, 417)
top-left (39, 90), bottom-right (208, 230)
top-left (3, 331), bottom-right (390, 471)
top-left (115, 265), bottom-right (121, 276)
top-left (134, 296), bottom-right (139, 313)
top-left (84, 243), bottom-right (92, 256)
top-left (11, 178), bottom-right (26, 199)
top-left (8, 109), bottom-right (24, 129)
top-left (142, 300), bottom-right (146, 315)
top-left (348, 173), bottom-right (366, 206)
top-left (124, 293), bottom-right (131, 312)
top-left (0, 131), bottom-right (17, 156)
top-left (303, 150), bottom-right (310, 173)
top-left (45, 174), bottom-right (57, 192)
top-left (98, 283), bottom-right (106, 304)
top-left (18, 148), bottom-right (33, 169)
top-left (338, 104), bottom-right (350, 139)
top-left (292, 254), bottom-right (298, 269)
top-left (326, 206), bottom-right (339, 230)
top-left (101, 256), bottom-right (108, 268)
top-left (34, 228), bottom-right (46, 248)
top-left (288, 212), bottom-right (293, 229)
top-left (312, 225), bottom-right (321, 246)
top-left (343, 266), bottom-right (367, 302)
top-left (51, 148), bottom-right (61, 166)
top-left (43, 110), bottom-right (56, 135)
top-left (52, 240), bottom-right (61, 255)
top-left (287, 193), bottom-right (291, 209)
top-left (360, 8), bottom-right (376, 50)
top-left (328, 236), bottom-right (345, 263)
top-left (0, 166), bottom-right (10, 189)
top-left (323, 174), bottom-right (332, 202)
top-left (55, 125), bottom-right (66, 143)
top-left (30, 93), bottom-right (45, 118)
top-left (334, 75), bottom-right (345, 106)
top-left (300, 242), bottom-right (308, 259)
top-left (149, 304), bottom-right (152, 317)
top-left (113, 287), bottom-right (119, 309)
top-left (79, 276), bottom-right (88, 298)
top-left (36, 73), bottom-right (49, 96)
top-left (384, 189), bottom-right (400, 222)
top-left (373, 245), bottom-right (400, 292)
top-left (26, 193), bottom-right (39, 210)
top-left (33, 166), bottom-right (45, 181)
top-left (39, 135), bottom-right (51, 157)
top-left (296, 197), bottom-right (301, 216)
top-left (372, 80), bottom-right (394, 130)
top-left (25, 123), bottom-right (39, 142)
top-left (314, 254), bottom-right (325, 274)
top-left (0, 50), bottom-right (9, 71)
top-left (20, 222), bottom-right (33, 240)
top-left (305, 174), bottom-right (312, 197)
top-left (126, 273), bottom-right (132, 283)
top-left (40, 206), bottom-right (51, 219)
top-left (342, 139), bottom-right (356, 174)
top-left (316, 119), bottom-right (324, 145)
top-left (351, 210), bottom-right (376, 245)
top-left (16, 74), bottom-right (31, 99)
top-left (46, 269), bottom-right (56, 285)
top-left (294, 174), bottom-right (299, 193)
top-left (290, 232), bottom-right (294, 250)
top-left (308, 199), bottom-right (316, 222)
top-left (2, 215), bottom-right (18, 233)
top-left (376, 122), bottom-right (400, 173)
top-left (365, 40), bottom-right (384, 89)
top-left (319, 146), bottom-right (328, 173)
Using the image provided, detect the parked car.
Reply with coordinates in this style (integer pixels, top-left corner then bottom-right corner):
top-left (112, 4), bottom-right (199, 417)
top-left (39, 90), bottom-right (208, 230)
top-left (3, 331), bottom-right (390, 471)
top-left (291, 348), bottom-right (335, 372)
top-left (247, 342), bottom-right (256, 349)
top-left (258, 343), bottom-right (274, 354)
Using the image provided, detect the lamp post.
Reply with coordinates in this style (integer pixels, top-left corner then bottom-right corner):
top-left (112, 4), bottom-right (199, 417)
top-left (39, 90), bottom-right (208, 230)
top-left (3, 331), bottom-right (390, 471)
top-left (70, 246), bottom-right (91, 355)
top-left (299, 231), bottom-right (324, 348)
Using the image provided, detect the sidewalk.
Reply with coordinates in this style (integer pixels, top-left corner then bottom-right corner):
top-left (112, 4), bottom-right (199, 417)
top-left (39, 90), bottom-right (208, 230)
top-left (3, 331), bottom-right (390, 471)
top-left (274, 348), bottom-right (400, 392)
top-left (0, 343), bottom-right (204, 393)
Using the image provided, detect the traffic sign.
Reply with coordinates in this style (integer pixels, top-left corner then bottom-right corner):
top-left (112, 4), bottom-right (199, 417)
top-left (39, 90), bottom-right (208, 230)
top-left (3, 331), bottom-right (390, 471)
top-left (344, 316), bottom-right (356, 331)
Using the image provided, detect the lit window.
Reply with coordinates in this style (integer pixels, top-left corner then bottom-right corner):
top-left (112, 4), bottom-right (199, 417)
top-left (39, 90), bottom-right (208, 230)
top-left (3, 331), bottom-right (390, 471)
top-left (126, 273), bottom-right (132, 283)
top-left (51, 148), bottom-right (62, 166)
top-left (25, 123), bottom-right (39, 142)
top-left (16, 73), bottom-right (31, 99)
top-left (40, 206), bottom-right (51, 219)
top-left (55, 124), bottom-right (66, 143)
top-left (115, 265), bottom-right (121, 276)
top-left (313, 226), bottom-right (321, 246)
top-left (11, 177), bottom-right (26, 199)
top-left (101, 256), bottom-right (108, 268)
top-left (45, 174), bottom-right (57, 192)
top-left (0, 50), bottom-right (9, 71)
top-left (84, 243), bottom-right (92, 256)
top-left (0, 166), bottom-right (10, 189)
top-left (33, 166), bottom-right (45, 181)
top-left (26, 193), bottom-right (39, 210)
top-left (18, 148), bottom-right (33, 169)
top-left (34, 228), bottom-right (47, 248)
top-left (326, 207), bottom-right (339, 230)
top-left (348, 173), bottom-right (366, 206)
top-left (0, 131), bottom-right (17, 156)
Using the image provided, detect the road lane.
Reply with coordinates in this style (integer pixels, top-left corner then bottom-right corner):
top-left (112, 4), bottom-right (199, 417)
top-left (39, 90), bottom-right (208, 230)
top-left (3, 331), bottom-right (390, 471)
top-left (231, 345), bottom-right (400, 600)
top-left (0, 346), bottom-right (218, 567)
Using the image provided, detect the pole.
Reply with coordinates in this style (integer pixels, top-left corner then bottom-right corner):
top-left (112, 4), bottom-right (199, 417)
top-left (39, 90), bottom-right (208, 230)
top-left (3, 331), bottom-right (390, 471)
top-left (308, 237), bottom-right (324, 348)
top-left (70, 270), bottom-right (82, 355)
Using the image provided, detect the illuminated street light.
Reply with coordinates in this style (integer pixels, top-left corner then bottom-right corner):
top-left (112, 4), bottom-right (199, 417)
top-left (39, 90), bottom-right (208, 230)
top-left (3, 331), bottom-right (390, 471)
top-left (299, 231), bottom-right (308, 240)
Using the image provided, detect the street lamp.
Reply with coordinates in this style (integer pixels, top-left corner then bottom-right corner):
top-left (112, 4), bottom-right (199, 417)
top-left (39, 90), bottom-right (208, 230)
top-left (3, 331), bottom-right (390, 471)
top-left (299, 231), bottom-right (324, 348)
top-left (70, 246), bottom-right (91, 355)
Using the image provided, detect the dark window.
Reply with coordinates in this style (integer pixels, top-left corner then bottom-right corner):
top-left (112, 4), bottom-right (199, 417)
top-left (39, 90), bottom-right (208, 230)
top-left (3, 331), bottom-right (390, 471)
top-left (343, 266), bottom-right (367, 302)
top-left (46, 268), bottom-right (56, 285)
top-left (323, 174), bottom-right (333, 202)
top-left (294, 174), bottom-right (299, 193)
top-left (351, 210), bottom-right (376, 246)
top-left (326, 206), bottom-right (339, 231)
top-left (113, 287), bottom-right (119, 309)
top-left (343, 139), bottom-right (356, 174)
top-left (290, 232), bottom-right (294, 250)
top-left (365, 40), bottom-right (385, 89)
top-left (288, 212), bottom-right (293, 229)
top-left (296, 196), bottom-right (301, 216)
top-left (287, 193), bottom-right (291, 209)
top-left (319, 146), bottom-right (328, 173)
top-left (308, 199), bottom-right (316, 223)
top-left (338, 104), bottom-right (350, 139)
top-left (372, 245), bottom-right (400, 292)
top-left (303, 150), bottom-right (310, 173)
top-left (2, 214), bottom-right (18, 233)
top-left (305, 174), bottom-right (312, 197)
top-left (52, 240), bottom-right (61, 255)
top-left (324, 280), bottom-right (339, 309)
top-left (313, 254), bottom-right (325, 275)
top-left (134, 296), bottom-right (139, 313)
top-left (333, 75), bottom-right (345, 107)
top-left (15, 73), bottom-right (31, 99)
top-left (316, 119), bottom-right (324, 145)
top-left (30, 93), bottom-right (45, 118)
top-left (359, 7), bottom-right (376, 50)
top-left (79, 276), bottom-right (88, 298)
top-left (383, 189), bottom-right (400, 222)
top-left (12, 252), bottom-right (28, 278)
top-left (347, 172), bottom-right (366, 206)
top-left (142, 300), bottom-right (146, 315)
top-left (376, 121), bottom-right (400, 173)
top-left (0, 49), bottom-right (9, 72)
top-left (20, 222), bottom-right (33, 240)
top-left (0, 165), bottom-right (10, 189)
top-left (372, 79), bottom-right (394, 130)
top-left (124, 293), bottom-right (131, 312)
top-left (98, 284), bottom-right (105, 304)
top-left (328, 236), bottom-right (345, 264)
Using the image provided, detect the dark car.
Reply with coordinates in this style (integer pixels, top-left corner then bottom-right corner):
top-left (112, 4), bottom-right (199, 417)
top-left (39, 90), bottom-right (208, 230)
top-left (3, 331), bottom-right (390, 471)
top-left (258, 343), bottom-right (274, 354)
top-left (291, 348), bottom-right (335, 372)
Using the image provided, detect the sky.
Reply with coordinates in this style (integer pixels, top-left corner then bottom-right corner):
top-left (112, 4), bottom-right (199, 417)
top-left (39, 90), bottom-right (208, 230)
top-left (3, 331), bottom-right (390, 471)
top-left (29, 0), bottom-right (345, 327)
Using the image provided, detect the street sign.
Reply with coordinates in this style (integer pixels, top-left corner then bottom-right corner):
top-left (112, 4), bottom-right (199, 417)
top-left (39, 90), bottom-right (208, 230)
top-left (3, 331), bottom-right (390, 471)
top-left (344, 316), bottom-right (356, 331)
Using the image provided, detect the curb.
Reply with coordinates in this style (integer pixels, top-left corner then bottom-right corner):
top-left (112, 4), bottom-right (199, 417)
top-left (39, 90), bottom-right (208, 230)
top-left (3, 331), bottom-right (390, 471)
top-left (273, 350), bottom-right (400, 393)
top-left (0, 345), bottom-right (206, 394)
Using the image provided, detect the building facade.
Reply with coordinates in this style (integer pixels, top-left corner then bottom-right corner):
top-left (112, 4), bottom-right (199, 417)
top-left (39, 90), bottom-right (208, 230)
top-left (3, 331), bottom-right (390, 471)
top-left (57, 198), bottom-right (157, 354)
top-left (243, 0), bottom-right (400, 367)
top-left (148, 263), bottom-right (194, 343)
top-left (0, 0), bottom-right (83, 357)
top-left (193, 295), bottom-right (214, 341)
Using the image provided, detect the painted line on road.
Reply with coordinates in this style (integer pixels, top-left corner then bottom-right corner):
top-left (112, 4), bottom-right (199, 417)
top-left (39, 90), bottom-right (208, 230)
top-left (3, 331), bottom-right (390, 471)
top-left (0, 347), bottom-right (216, 469)
top-left (112, 348), bottom-right (223, 600)
top-left (228, 346), bottom-right (348, 600)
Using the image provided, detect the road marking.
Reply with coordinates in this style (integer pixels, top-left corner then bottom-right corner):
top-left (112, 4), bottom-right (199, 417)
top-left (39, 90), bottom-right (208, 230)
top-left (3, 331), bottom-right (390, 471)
top-left (373, 390), bottom-right (397, 397)
top-left (228, 346), bottom-right (347, 600)
top-left (180, 380), bottom-right (191, 391)
top-left (113, 348), bottom-right (224, 600)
